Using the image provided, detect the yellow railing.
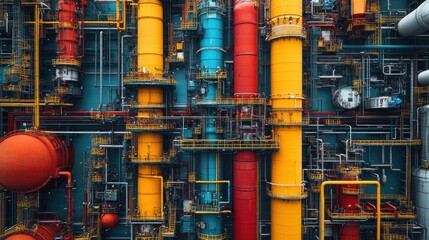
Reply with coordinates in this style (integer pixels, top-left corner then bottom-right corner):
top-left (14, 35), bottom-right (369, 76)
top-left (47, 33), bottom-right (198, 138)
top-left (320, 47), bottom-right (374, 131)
top-left (52, 58), bottom-right (81, 67)
top-left (195, 97), bottom-right (266, 105)
top-left (324, 119), bottom-right (342, 125)
top-left (266, 24), bottom-right (306, 41)
top-left (266, 118), bottom-right (308, 126)
top-left (352, 139), bottom-right (421, 146)
top-left (265, 182), bottom-right (308, 200)
top-left (92, 136), bottom-right (110, 145)
top-left (197, 230), bottom-right (227, 240)
top-left (337, 166), bottom-right (362, 175)
top-left (126, 122), bottom-right (175, 131)
top-left (173, 139), bottom-right (279, 151)
top-left (128, 215), bottom-right (164, 222)
top-left (181, 21), bottom-right (198, 29)
top-left (124, 72), bottom-right (176, 85)
top-left (307, 172), bottom-right (323, 180)
top-left (91, 148), bottom-right (105, 155)
top-left (327, 209), bottom-right (372, 219)
top-left (196, 71), bottom-right (227, 79)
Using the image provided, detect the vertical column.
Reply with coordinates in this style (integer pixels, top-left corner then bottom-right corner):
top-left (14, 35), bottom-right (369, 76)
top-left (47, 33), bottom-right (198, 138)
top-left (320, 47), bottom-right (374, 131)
top-left (233, 0), bottom-right (258, 239)
top-left (268, 1), bottom-right (306, 239)
top-left (136, 0), bottom-right (164, 220)
top-left (197, 0), bottom-right (225, 238)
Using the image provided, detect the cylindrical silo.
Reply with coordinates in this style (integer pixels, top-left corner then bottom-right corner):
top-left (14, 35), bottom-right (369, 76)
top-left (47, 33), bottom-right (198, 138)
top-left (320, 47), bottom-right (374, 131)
top-left (414, 105), bottom-right (429, 240)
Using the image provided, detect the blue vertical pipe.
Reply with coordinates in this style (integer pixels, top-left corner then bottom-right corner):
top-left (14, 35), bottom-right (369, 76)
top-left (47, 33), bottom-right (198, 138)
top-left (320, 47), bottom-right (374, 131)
top-left (198, 0), bottom-right (225, 237)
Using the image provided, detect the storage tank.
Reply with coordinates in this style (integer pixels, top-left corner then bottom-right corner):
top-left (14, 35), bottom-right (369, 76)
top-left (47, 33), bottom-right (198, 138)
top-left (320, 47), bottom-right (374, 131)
top-left (413, 105), bottom-right (429, 240)
top-left (0, 130), bottom-right (73, 193)
top-left (398, 0), bottom-right (429, 37)
top-left (332, 87), bottom-right (361, 109)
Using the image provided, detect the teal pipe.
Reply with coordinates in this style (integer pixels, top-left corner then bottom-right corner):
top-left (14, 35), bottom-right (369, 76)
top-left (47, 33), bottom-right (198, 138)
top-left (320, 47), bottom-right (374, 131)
top-left (198, 0), bottom-right (225, 237)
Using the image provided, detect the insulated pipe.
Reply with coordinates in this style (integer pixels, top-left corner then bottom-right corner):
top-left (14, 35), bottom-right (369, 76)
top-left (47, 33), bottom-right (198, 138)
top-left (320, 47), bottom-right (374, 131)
top-left (398, 0), bottom-right (429, 37)
top-left (233, 0), bottom-right (258, 239)
top-left (197, 0), bottom-right (225, 237)
top-left (268, 1), bottom-right (304, 239)
top-left (136, 0), bottom-right (164, 222)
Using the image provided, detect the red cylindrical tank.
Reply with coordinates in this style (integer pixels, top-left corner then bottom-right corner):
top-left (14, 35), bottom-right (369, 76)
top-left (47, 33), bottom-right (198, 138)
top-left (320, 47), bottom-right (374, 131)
top-left (100, 213), bottom-right (120, 228)
top-left (233, 0), bottom-right (259, 239)
top-left (233, 0), bottom-right (258, 97)
top-left (57, 0), bottom-right (78, 60)
top-left (0, 131), bottom-right (72, 193)
top-left (233, 151), bottom-right (257, 240)
top-left (5, 223), bottom-right (63, 240)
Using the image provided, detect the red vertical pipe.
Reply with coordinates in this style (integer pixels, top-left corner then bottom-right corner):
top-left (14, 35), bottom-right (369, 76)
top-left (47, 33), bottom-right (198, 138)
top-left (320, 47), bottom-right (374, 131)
top-left (233, 1), bottom-right (258, 239)
top-left (338, 173), bottom-right (360, 240)
top-left (59, 171), bottom-right (73, 240)
top-left (57, 0), bottom-right (78, 61)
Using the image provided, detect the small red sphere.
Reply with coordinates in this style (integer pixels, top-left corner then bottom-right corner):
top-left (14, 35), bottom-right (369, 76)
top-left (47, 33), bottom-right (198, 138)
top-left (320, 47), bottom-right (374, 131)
top-left (101, 213), bottom-right (120, 228)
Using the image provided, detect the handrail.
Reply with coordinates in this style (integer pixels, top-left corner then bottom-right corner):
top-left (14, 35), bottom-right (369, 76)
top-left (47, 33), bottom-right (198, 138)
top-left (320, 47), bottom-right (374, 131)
top-left (320, 181), bottom-right (380, 240)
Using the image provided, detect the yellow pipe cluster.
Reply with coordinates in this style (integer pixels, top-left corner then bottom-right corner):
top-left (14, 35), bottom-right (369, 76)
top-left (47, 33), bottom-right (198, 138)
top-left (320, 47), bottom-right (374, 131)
top-left (269, 1), bottom-right (303, 239)
top-left (137, 0), bottom-right (164, 220)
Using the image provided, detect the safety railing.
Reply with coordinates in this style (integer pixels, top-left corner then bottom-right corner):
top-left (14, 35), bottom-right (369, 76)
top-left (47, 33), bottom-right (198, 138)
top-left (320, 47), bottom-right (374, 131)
top-left (196, 71), bottom-right (227, 79)
top-left (351, 139), bottom-right (421, 146)
top-left (265, 181), bottom-right (308, 200)
top-left (197, 230), bottom-right (228, 240)
top-left (173, 139), bottom-right (279, 151)
top-left (266, 24), bottom-right (306, 41)
top-left (124, 72), bottom-right (176, 86)
top-left (52, 58), bottom-right (81, 67)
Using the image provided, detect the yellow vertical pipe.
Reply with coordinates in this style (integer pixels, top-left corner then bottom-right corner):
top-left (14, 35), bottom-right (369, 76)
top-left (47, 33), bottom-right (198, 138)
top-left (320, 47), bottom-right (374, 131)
top-left (270, 1), bottom-right (303, 239)
top-left (34, 5), bottom-right (40, 129)
top-left (137, 0), bottom-right (164, 220)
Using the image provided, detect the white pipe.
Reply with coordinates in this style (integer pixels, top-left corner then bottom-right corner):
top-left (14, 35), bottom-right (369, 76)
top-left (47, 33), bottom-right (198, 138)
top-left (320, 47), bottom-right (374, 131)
top-left (99, 31), bottom-right (103, 111)
top-left (398, 0), bottom-right (429, 37)
top-left (316, 139), bottom-right (324, 170)
top-left (121, 35), bottom-right (132, 111)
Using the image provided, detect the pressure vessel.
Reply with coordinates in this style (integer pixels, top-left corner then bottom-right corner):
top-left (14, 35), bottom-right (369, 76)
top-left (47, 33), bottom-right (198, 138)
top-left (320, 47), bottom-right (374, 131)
top-left (0, 130), bottom-right (73, 193)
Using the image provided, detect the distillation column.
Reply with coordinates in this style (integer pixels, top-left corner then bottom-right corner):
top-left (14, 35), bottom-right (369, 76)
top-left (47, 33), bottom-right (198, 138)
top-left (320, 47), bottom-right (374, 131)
top-left (233, 0), bottom-right (258, 239)
top-left (53, 0), bottom-right (81, 97)
top-left (268, 1), bottom-right (306, 239)
top-left (197, 0), bottom-right (225, 238)
top-left (136, 0), bottom-right (164, 222)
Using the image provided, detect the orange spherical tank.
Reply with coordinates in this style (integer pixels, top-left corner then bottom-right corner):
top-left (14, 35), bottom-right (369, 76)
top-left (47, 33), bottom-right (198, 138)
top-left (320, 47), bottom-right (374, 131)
top-left (6, 235), bottom-right (36, 240)
top-left (0, 131), bottom-right (73, 193)
top-left (101, 213), bottom-right (120, 228)
top-left (5, 222), bottom-right (63, 240)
